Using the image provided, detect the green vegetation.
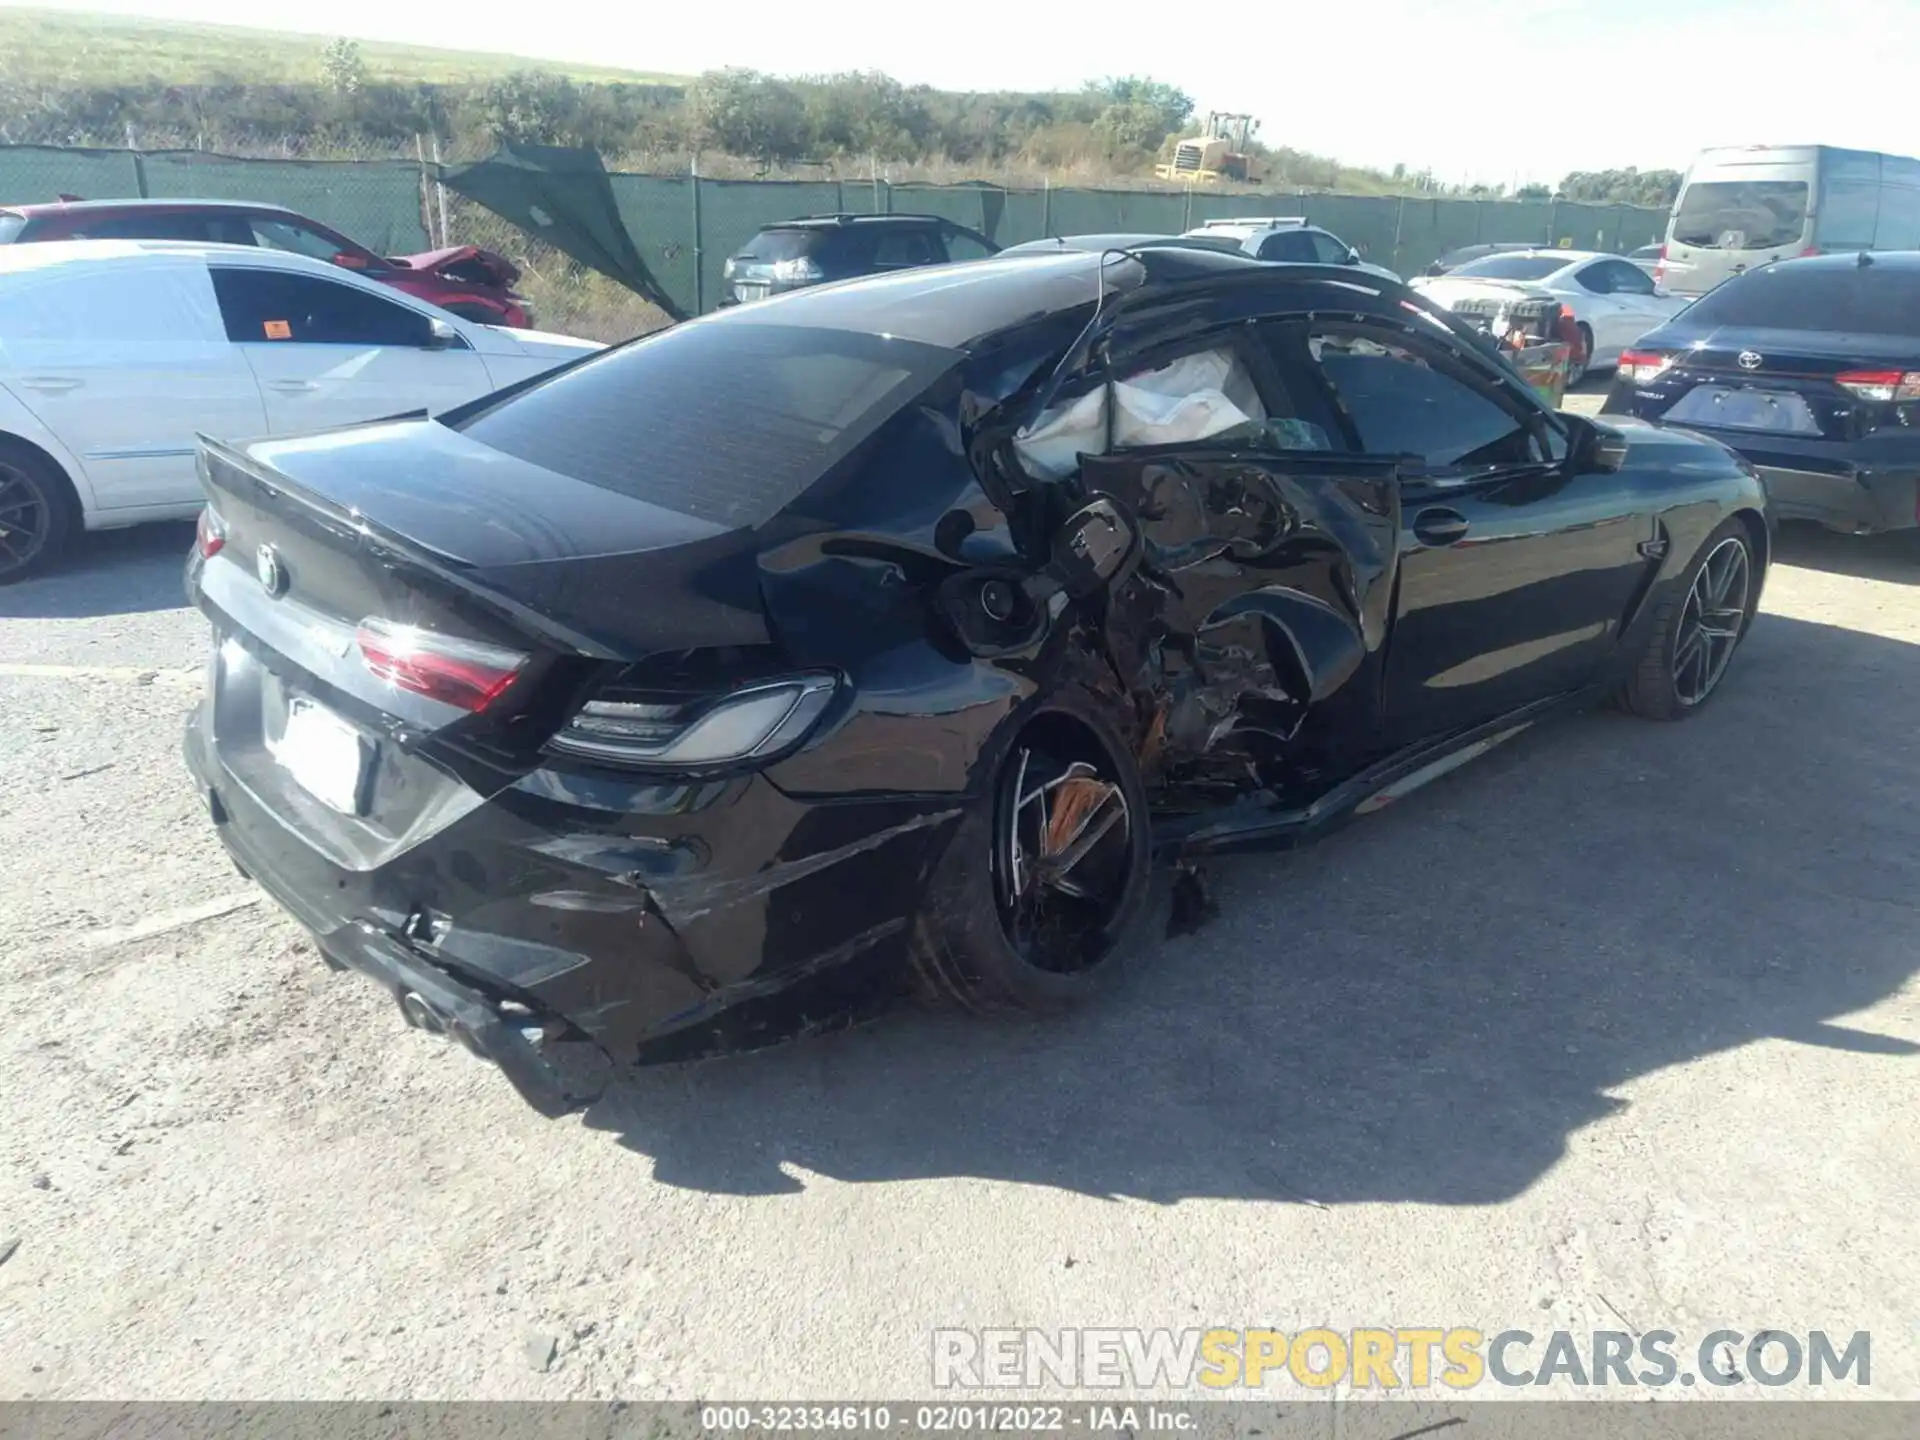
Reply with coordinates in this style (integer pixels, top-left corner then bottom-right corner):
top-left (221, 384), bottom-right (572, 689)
top-left (0, 8), bottom-right (683, 86)
top-left (0, 8), bottom-right (1670, 201)
top-left (1558, 167), bottom-right (1684, 207)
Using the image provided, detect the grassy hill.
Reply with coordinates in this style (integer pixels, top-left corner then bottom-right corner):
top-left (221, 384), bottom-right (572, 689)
top-left (0, 7), bottom-right (688, 87)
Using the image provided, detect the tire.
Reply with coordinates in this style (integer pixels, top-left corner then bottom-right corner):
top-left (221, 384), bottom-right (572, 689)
top-left (0, 441), bottom-right (78, 585)
top-left (1567, 323), bottom-right (1594, 388)
top-left (1617, 518), bottom-right (1759, 720)
top-left (911, 686), bottom-right (1152, 1015)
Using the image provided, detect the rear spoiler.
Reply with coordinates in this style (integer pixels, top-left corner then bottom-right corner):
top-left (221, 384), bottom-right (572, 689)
top-left (194, 431), bottom-right (628, 661)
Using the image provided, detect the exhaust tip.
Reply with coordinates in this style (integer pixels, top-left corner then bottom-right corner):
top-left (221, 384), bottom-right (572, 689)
top-left (400, 991), bottom-right (445, 1033)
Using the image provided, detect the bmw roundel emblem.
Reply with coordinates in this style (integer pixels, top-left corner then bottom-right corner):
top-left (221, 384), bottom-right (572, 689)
top-left (1737, 350), bottom-right (1764, 370)
top-left (255, 543), bottom-right (287, 597)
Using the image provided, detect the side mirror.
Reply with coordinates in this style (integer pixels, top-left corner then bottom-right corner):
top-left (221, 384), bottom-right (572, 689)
top-left (1049, 497), bottom-right (1141, 599)
top-left (1567, 414), bottom-right (1628, 473)
top-left (425, 317), bottom-right (460, 350)
top-left (1346, 248), bottom-right (1362, 265)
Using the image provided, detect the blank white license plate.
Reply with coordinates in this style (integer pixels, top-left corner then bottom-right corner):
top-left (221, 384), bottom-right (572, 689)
top-left (275, 698), bottom-right (369, 815)
top-left (1668, 384), bottom-right (1821, 434)
top-left (734, 283), bottom-right (769, 301)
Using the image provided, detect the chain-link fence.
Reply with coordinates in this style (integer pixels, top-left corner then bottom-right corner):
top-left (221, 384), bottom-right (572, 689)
top-left (0, 141), bottom-right (1672, 340)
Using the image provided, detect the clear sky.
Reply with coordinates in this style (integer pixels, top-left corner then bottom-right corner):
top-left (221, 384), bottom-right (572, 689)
top-left (33, 0), bottom-right (1920, 183)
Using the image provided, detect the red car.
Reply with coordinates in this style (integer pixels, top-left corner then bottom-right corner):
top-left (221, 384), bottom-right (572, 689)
top-left (0, 197), bottom-right (531, 328)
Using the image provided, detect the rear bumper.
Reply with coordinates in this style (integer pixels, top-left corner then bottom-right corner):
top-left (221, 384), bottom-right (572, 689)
top-left (182, 665), bottom-right (962, 1108)
top-left (1599, 396), bottom-right (1920, 533)
top-left (1752, 464), bottom-right (1919, 533)
top-left (184, 715), bottom-right (590, 1116)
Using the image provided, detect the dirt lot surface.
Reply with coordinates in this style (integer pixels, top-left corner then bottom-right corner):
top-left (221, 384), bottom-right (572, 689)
top-left (2, 499), bottom-right (1916, 1402)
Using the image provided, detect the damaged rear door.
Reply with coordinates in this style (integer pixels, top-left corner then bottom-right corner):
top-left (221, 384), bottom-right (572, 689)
top-left (1019, 312), bottom-right (1402, 809)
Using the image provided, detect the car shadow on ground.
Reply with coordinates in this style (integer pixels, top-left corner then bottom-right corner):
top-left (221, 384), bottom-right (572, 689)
top-left (1774, 520), bottom-right (1918, 585)
top-left (0, 522), bottom-right (196, 619)
top-left (583, 610), bottom-right (1919, 1201)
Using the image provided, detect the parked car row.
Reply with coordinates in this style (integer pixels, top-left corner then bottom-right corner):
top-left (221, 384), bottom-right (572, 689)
top-left (1411, 249), bottom-right (1690, 385)
top-left (0, 240), bottom-right (598, 581)
top-left (0, 197), bottom-right (533, 325)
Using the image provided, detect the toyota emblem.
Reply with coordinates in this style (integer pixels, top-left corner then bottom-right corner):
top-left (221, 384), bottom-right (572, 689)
top-left (1737, 350), bottom-right (1764, 370)
top-left (255, 544), bottom-right (287, 597)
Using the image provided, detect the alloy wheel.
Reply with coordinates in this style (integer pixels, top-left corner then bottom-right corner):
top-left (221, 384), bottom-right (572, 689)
top-left (993, 738), bottom-right (1134, 974)
top-left (0, 464), bottom-right (51, 580)
top-left (1673, 535), bottom-right (1752, 706)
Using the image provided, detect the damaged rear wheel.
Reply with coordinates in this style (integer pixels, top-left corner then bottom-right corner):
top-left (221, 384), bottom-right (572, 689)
top-left (914, 692), bottom-right (1150, 1014)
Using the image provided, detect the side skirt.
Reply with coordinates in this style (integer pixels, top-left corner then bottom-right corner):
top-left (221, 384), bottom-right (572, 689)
top-left (1155, 686), bottom-right (1602, 858)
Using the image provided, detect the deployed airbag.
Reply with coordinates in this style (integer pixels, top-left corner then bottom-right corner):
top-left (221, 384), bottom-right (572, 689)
top-left (1014, 348), bottom-right (1266, 480)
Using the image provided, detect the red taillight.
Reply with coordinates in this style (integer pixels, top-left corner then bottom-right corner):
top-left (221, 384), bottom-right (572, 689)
top-left (1834, 369), bottom-right (1920, 403)
top-left (1799, 245), bottom-right (1821, 258)
top-left (195, 507), bottom-right (226, 559)
top-left (354, 619), bottom-right (528, 713)
top-left (1618, 349), bottom-right (1674, 384)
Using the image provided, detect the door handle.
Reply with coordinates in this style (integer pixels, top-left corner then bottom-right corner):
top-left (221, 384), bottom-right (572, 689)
top-left (266, 380), bottom-right (320, 393)
top-left (1413, 508), bottom-right (1470, 547)
top-left (18, 375), bottom-right (81, 392)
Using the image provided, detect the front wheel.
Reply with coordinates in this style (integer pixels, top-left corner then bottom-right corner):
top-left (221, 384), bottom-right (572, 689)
top-left (912, 690), bottom-right (1151, 1014)
top-left (1617, 519), bottom-right (1759, 719)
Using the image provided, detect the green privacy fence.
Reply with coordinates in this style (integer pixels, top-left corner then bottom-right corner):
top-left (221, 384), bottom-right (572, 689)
top-left (615, 175), bottom-right (1671, 317)
top-left (0, 144), bottom-right (432, 254)
top-left (0, 143), bottom-right (1670, 321)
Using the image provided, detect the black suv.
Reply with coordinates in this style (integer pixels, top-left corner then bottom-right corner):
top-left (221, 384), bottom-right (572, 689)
top-left (721, 214), bottom-right (999, 304)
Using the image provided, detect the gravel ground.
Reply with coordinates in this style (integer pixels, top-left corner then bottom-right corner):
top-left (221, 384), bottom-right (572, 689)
top-left (1, 502), bottom-right (1916, 1403)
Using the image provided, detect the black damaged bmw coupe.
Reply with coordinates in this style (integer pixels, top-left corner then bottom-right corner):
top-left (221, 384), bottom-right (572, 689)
top-left (183, 245), bottom-right (1770, 1114)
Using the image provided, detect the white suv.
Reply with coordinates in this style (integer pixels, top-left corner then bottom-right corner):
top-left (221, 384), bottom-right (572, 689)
top-left (1181, 217), bottom-right (1402, 283)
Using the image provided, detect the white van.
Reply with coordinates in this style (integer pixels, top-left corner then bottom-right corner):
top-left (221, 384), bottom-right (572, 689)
top-left (1659, 144), bottom-right (1920, 297)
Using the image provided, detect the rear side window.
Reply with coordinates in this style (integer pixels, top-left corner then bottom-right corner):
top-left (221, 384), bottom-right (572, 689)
top-left (1580, 259), bottom-right (1655, 295)
top-left (1450, 256), bottom-right (1568, 281)
top-left (736, 229), bottom-right (821, 262)
top-left (0, 264), bottom-right (223, 344)
top-left (450, 321), bottom-right (956, 528)
top-left (872, 228), bottom-right (938, 266)
top-left (1257, 231), bottom-right (1318, 262)
top-left (944, 229), bottom-right (996, 262)
top-left (1311, 328), bottom-right (1539, 470)
top-left (250, 218), bottom-right (351, 263)
top-left (1308, 231), bottom-right (1351, 264)
top-left (1678, 264), bottom-right (1920, 336)
top-left (1671, 180), bottom-right (1809, 249)
top-left (74, 212), bottom-right (213, 242)
top-left (210, 267), bottom-right (434, 347)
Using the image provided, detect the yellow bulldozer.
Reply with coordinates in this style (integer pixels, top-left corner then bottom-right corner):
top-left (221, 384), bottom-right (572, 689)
top-left (1156, 112), bottom-right (1266, 184)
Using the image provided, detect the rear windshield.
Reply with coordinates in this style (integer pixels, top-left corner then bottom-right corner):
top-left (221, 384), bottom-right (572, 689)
top-left (735, 229), bottom-right (825, 262)
top-left (1679, 263), bottom-right (1920, 336)
top-left (1449, 256), bottom-right (1568, 280)
top-left (450, 321), bottom-right (955, 528)
top-left (0, 213), bottom-right (23, 243)
top-left (1672, 180), bottom-right (1809, 249)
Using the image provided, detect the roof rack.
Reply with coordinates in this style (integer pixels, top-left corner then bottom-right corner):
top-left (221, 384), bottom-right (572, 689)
top-left (1198, 215), bottom-right (1308, 228)
top-left (780, 212), bottom-right (958, 226)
